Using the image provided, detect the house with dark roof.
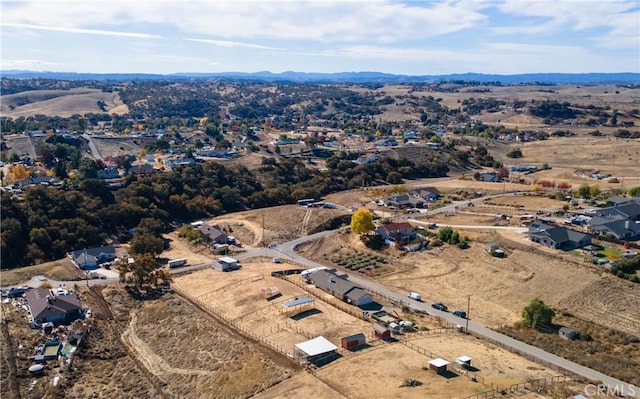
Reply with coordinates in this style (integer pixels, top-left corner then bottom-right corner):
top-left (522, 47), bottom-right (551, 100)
top-left (596, 203), bottom-right (640, 221)
top-left (606, 196), bottom-right (638, 207)
top-left (376, 222), bottom-right (415, 243)
top-left (409, 187), bottom-right (441, 201)
top-left (587, 200), bottom-right (640, 241)
top-left (199, 223), bottom-right (227, 244)
top-left (528, 222), bottom-right (591, 250)
top-left (305, 269), bottom-right (373, 307)
top-left (25, 288), bottom-right (82, 325)
top-left (475, 172), bottom-right (500, 183)
top-left (71, 245), bottom-right (116, 270)
top-left (128, 164), bottom-right (155, 175)
top-left (384, 194), bottom-right (424, 209)
top-left (97, 167), bottom-right (120, 179)
top-left (589, 220), bottom-right (640, 241)
top-left (385, 194), bottom-right (411, 209)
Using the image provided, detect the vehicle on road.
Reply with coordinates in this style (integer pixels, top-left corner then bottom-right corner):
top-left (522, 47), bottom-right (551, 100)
top-left (407, 292), bottom-right (422, 301)
top-left (453, 310), bottom-right (467, 318)
top-left (431, 302), bottom-right (448, 312)
top-left (427, 223), bottom-right (437, 229)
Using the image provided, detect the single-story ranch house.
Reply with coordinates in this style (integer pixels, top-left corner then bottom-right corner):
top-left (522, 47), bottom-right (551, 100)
top-left (305, 269), bottom-right (373, 307)
top-left (25, 288), bottom-right (83, 325)
top-left (199, 223), bottom-right (227, 244)
top-left (528, 222), bottom-right (591, 250)
top-left (71, 245), bottom-right (116, 270)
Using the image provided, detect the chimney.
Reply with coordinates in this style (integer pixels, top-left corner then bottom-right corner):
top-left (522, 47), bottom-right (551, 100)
top-left (625, 220), bottom-right (630, 230)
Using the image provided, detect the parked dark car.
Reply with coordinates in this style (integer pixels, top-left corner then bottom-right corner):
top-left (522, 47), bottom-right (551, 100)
top-left (8, 287), bottom-right (28, 298)
top-left (453, 310), bottom-right (467, 319)
top-left (431, 302), bottom-right (448, 312)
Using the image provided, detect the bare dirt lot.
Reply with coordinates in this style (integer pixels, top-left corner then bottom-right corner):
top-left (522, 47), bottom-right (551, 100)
top-left (0, 257), bottom-right (84, 287)
top-left (207, 205), bottom-right (352, 247)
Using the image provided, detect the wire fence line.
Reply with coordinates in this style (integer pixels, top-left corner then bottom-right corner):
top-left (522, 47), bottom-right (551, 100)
top-left (173, 285), bottom-right (293, 358)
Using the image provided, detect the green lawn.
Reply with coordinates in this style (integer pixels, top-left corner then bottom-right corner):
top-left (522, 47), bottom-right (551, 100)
top-left (597, 247), bottom-right (622, 260)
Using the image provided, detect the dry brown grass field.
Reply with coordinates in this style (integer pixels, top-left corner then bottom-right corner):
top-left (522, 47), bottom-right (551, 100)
top-left (173, 261), bottom-right (591, 399)
top-left (0, 257), bottom-right (84, 287)
top-left (1, 88), bottom-right (128, 118)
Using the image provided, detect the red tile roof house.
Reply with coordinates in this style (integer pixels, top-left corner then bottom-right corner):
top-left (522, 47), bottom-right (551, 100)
top-left (375, 222), bottom-right (415, 245)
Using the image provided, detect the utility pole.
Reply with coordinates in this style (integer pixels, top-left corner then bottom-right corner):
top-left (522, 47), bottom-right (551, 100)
top-left (466, 294), bottom-right (471, 333)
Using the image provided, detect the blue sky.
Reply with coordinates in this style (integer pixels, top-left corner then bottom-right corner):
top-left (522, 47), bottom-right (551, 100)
top-left (1, 0), bottom-right (638, 75)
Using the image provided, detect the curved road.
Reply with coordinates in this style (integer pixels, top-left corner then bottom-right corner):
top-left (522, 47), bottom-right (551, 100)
top-left (264, 231), bottom-right (638, 398)
top-left (13, 191), bottom-right (638, 397)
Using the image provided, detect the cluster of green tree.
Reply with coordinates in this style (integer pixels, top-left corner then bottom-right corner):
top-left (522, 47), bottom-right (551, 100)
top-left (1, 113), bottom-right (95, 134)
top-left (118, 80), bottom-right (222, 119)
top-left (435, 226), bottom-right (469, 249)
top-left (2, 154), bottom-right (450, 268)
top-left (529, 100), bottom-right (580, 124)
top-left (117, 253), bottom-right (171, 295)
top-left (461, 97), bottom-right (506, 114)
top-left (613, 129), bottom-right (640, 138)
top-left (324, 153), bottom-right (449, 186)
top-left (472, 145), bottom-right (503, 167)
top-left (609, 255), bottom-right (640, 283)
top-left (178, 225), bottom-right (204, 245)
top-left (506, 148), bottom-right (523, 158)
top-left (0, 78), bottom-right (111, 95)
top-left (522, 297), bottom-right (555, 330)
top-left (576, 184), bottom-right (602, 199)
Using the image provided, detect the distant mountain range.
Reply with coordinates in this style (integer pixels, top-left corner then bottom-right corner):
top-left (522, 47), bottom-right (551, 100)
top-left (1, 70), bottom-right (639, 84)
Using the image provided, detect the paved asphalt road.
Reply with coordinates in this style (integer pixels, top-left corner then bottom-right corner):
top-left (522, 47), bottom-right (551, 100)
top-left (11, 191), bottom-right (637, 397)
top-left (81, 134), bottom-right (103, 159)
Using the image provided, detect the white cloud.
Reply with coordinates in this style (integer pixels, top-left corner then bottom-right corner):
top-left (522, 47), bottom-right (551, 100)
top-left (1, 22), bottom-right (161, 39)
top-left (185, 38), bottom-right (283, 50)
top-left (1, 58), bottom-right (63, 69)
top-left (0, 1), bottom-right (487, 43)
top-left (494, 0), bottom-right (639, 48)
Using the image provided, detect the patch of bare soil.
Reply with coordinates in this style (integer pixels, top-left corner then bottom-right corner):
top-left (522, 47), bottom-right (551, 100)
top-left (90, 136), bottom-right (157, 159)
top-left (119, 291), bottom-right (295, 399)
top-left (494, 136), bottom-right (640, 185)
top-left (63, 286), bottom-right (162, 399)
top-left (1, 258), bottom-right (84, 287)
top-left (210, 206), bottom-right (351, 247)
top-left (297, 225), bottom-right (640, 338)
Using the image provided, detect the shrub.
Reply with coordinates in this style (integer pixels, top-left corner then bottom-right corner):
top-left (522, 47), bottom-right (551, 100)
top-left (506, 148), bottom-right (523, 158)
top-left (522, 297), bottom-right (555, 330)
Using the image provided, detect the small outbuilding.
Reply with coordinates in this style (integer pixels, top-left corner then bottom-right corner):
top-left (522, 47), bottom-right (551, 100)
top-left (428, 358), bottom-right (450, 375)
top-left (212, 256), bottom-right (240, 272)
top-left (282, 297), bottom-right (315, 316)
top-left (559, 326), bottom-right (579, 340)
top-left (261, 286), bottom-right (281, 300)
top-left (295, 336), bottom-right (338, 366)
top-left (341, 333), bottom-right (366, 351)
top-left (373, 323), bottom-right (391, 340)
top-left (455, 356), bottom-right (472, 368)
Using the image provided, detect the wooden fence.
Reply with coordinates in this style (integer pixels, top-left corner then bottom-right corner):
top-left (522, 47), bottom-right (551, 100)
top-left (173, 285), bottom-right (292, 357)
top-left (195, 274), bottom-right (264, 301)
top-left (401, 339), bottom-right (487, 387)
